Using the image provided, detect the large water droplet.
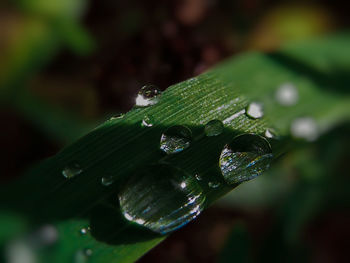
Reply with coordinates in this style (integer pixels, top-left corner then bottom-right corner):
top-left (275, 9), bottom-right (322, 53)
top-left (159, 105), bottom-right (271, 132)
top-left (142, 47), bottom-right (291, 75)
top-left (204, 120), bottom-right (224, 137)
top-left (219, 134), bottom-right (272, 184)
top-left (135, 85), bottom-right (161, 107)
top-left (62, 163), bottom-right (82, 179)
top-left (101, 176), bottom-right (114, 186)
top-left (160, 125), bottom-right (192, 154)
top-left (141, 116), bottom-right (154, 127)
top-left (118, 164), bottom-right (205, 234)
top-left (275, 83), bottom-right (298, 106)
top-left (291, 117), bottom-right (318, 141)
top-left (246, 102), bottom-right (264, 119)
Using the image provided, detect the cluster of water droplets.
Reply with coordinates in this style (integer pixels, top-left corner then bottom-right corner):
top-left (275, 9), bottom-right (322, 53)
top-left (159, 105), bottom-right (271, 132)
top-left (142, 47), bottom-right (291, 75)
top-left (59, 83), bottom-right (280, 236)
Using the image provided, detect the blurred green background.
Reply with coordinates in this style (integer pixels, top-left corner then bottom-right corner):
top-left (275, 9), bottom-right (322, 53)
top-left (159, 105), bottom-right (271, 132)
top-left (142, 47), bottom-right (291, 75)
top-left (1, 0), bottom-right (349, 262)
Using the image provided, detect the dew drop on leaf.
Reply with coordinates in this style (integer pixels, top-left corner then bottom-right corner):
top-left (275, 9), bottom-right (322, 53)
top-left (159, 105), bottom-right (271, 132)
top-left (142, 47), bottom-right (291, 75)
top-left (291, 117), bottom-right (318, 141)
top-left (264, 128), bottom-right (277, 139)
top-left (246, 102), bottom-right (264, 119)
top-left (275, 83), bottom-right (298, 106)
top-left (118, 164), bottom-right (205, 234)
top-left (101, 176), bottom-right (114, 186)
top-left (80, 226), bottom-right (90, 235)
top-left (204, 120), bottom-right (224, 136)
top-left (62, 163), bottom-right (83, 179)
top-left (160, 125), bottom-right (192, 154)
top-left (135, 85), bottom-right (161, 107)
top-left (141, 116), bottom-right (154, 127)
top-left (109, 113), bottom-right (124, 121)
top-left (219, 134), bottom-right (272, 184)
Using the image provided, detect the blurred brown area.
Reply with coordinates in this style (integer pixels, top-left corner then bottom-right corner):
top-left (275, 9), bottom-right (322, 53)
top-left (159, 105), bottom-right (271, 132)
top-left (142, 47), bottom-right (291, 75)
top-left (1, 0), bottom-right (349, 262)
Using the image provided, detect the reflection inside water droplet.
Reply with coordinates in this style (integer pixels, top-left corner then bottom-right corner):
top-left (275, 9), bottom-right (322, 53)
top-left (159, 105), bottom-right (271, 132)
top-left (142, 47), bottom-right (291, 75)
top-left (219, 134), bottom-right (272, 184)
top-left (204, 120), bottom-right (224, 137)
top-left (275, 83), bottom-right (298, 106)
top-left (246, 102), bottom-right (264, 119)
top-left (135, 85), bottom-right (161, 107)
top-left (62, 163), bottom-right (83, 179)
top-left (160, 125), bottom-right (192, 154)
top-left (118, 164), bottom-right (205, 234)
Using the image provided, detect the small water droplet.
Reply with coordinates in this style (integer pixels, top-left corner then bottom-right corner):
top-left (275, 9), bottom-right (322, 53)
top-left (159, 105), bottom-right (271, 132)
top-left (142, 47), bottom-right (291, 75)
top-left (109, 114), bottom-right (124, 121)
top-left (141, 116), bottom-right (154, 127)
top-left (62, 163), bottom-right (82, 179)
top-left (195, 174), bottom-right (202, 181)
top-left (101, 176), bottom-right (114, 186)
top-left (275, 83), bottom-right (298, 106)
top-left (208, 181), bottom-right (221, 188)
top-left (219, 134), bottom-right (272, 184)
top-left (80, 226), bottom-right (90, 235)
top-left (291, 117), bottom-right (318, 141)
top-left (135, 85), bottom-right (161, 107)
top-left (204, 120), bottom-right (224, 136)
top-left (160, 125), bottom-right (192, 154)
top-left (264, 128), bottom-right (277, 139)
top-left (246, 102), bottom-right (264, 119)
top-left (118, 164), bottom-right (205, 234)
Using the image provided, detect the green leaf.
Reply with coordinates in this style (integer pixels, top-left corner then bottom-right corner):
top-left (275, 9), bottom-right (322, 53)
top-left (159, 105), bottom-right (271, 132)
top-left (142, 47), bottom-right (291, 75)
top-left (1, 33), bottom-right (349, 263)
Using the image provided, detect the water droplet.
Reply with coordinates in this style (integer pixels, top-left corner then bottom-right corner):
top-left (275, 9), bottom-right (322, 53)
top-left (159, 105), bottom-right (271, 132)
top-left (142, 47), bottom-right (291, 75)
top-left (80, 226), bottom-right (90, 235)
top-left (101, 176), bottom-right (114, 186)
top-left (246, 102), bottom-right (264, 119)
top-left (264, 128), bottom-right (277, 139)
top-left (219, 134), bottom-right (273, 184)
top-left (141, 116), bottom-right (153, 127)
top-left (195, 174), bottom-right (202, 181)
top-left (275, 83), bottom-right (298, 106)
top-left (208, 181), bottom-right (221, 188)
top-left (160, 125), bottom-right (192, 154)
top-left (291, 117), bottom-right (318, 141)
top-left (135, 85), bottom-right (161, 107)
top-left (109, 113), bottom-right (124, 121)
top-left (62, 163), bottom-right (82, 179)
top-left (118, 164), bottom-right (205, 234)
top-left (204, 120), bottom-right (224, 136)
